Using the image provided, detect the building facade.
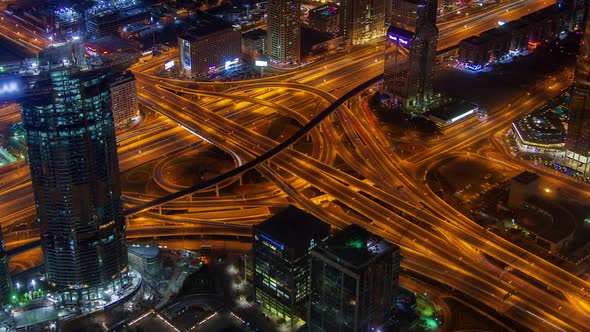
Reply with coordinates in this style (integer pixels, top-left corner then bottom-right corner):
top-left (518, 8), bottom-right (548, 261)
top-left (458, 36), bottom-right (490, 69)
top-left (0, 227), bottom-right (10, 304)
top-left (253, 206), bottom-right (330, 327)
top-left (85, 0), bottom-right (150, 38)
top-left (266, 0), bottom-right (301, 65)
top-left (340, 0), bottom-right (386, 46)
top-left (309, 5), bottom-right (340, 35)
top-left (128, 244), bottom-right (162, 279)
top-left (179, 13), bottom-right (242, 78)
top-left (109, 71), bottom-right (138, 128)
top-left (384, 0), bottom-right (438, 108)
top-left (309, 225), bottom-right (401, 332)
top-left (566, 10), bottom-right (590, 175)
top-left (20, 46), bottom-right (128, 303)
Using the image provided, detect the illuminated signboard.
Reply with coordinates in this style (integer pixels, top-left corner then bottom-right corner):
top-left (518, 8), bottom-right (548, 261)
top-left (0, 78), bottom-right (23, 101)
top-left (388, 33), bottom-right (411, 47)
top-left (255, 60), bottom-right (268, 67)
top-left (182, 40), bottom-right (191, 70)
top-left (0, 81), bottom-right (19, 94)
top-left (164, 60), bottom-right (175, 70)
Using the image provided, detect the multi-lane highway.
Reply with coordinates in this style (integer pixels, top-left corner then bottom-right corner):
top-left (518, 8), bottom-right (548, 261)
top-left (122, 34), bottom-right (590, 330)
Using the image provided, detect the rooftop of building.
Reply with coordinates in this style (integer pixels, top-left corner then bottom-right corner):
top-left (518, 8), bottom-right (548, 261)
top-left (309, 4), bottom-right (339, 17)
top-left (255, 206), bottom-right (330, 255)
top-left (512, 105), bottom-right (566, 147)
top-left (86, 0), bottom-right (143, 16)
top-left (428, 101), bottom-right (479, 122)
top-left (480, 27), bottom-right (511, 39)
top-left (517, 196), bottom-right (576, 243)
top-left (460, 35), bottom-right (489, 45)
top-left (315, 224), bottom-right (398, 271)
top-left (501, 20), bottom-right (530, 32)
top-left (242, 28), bottom-right (266, 40)
top-left (178, 11), bottom-right (235, 41)
top-left (512, 171), bottom-right (540, 185)
top-left (128, 243), bottom-right (161, 259)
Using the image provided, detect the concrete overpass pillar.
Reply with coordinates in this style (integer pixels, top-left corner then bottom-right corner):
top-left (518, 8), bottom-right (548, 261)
top-left (216, 184), bottom-right (220, 198)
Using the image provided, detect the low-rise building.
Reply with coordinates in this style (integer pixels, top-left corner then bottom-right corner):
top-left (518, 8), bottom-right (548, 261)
top-left (458, 36), bottom-right (490, 69)
top-left (507, 171), bottom-right (540, 209)
top-left (242, 28), bottom-right (267, 59)
top-left (427, 101), bottom-right (480, 133)
top-left (480, 28), bottom-right (512, 62)
top-left (85, 0), bottom-right (150, 38)
top-left (128, 243), bottom-right (163, 279)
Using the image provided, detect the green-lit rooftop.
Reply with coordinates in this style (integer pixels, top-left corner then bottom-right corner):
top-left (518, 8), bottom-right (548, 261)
top-left (314, 224), bottom-right (398, 271)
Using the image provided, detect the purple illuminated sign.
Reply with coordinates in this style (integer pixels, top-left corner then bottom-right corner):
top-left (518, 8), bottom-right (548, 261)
top-left (388, 33), bottom-right (411, 47)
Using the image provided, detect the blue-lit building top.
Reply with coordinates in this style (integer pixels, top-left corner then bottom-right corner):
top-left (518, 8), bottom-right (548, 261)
top-left (253, 206), bottom-right (330, 327)
top-left (85, 0), bottom-right (150, 38)
top-left (20, 44), bottom-right (128, 303)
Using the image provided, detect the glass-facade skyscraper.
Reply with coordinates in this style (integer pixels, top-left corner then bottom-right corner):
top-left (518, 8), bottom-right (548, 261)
top-left (253, 206), bottom-right (330, 327)
top-left (384, 0), bottom-right (438, 108)
top-left (566, 8), bottom-right (590, 175)
top-left (309, 225), bottom-right (401, 332)
top-left (266, 0), bottom-right (301, 65)
top-left (21, 45), bottom-right (128, 303)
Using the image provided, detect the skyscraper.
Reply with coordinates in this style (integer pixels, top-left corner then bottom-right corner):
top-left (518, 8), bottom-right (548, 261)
top-left (566, 10), bottom-right (590, 175)
top-left (309, 225), bottom-right (401, 332)
top-left (21, 44), bottom-right (128, 303)
top-left (253, 206), bottom-right (330, 327)
top-left (266, 0), bottom-right (301, 65)
top-left (384, 0), bottom-right (438, 107)
top-left (0, 227), bottom-right (11, 304)
top-left (341, 0), bottom-right (387, 46)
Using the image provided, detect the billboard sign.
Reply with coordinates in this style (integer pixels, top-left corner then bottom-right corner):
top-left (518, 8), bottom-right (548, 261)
top-left (255, 60), bottom-right (268, 67)
top-left (388, 33), bottom-right (412, 48)
top-left (164, 60), bottom-right (175, 70)
top-left (182, 40), bottom-right (191, 70)
top-left (0, 78), bottom-right (24, 101)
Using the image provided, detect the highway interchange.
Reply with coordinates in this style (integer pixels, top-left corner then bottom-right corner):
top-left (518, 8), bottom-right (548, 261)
top-left (1, 0), bottom-right (590, 330)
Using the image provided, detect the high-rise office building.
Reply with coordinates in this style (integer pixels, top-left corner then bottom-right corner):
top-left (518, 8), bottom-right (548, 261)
top-left (266, 0), bottom-right (301, 65)
top-left (253, 206), bottom-right (330, 327)
top-left (20, 44), bottom-right (128, 303)
top-left (0, 227), bottom-right (11, 304)
top-left (566, 11), bottom-right (590, 175)
top-left (309, 225), bottom-right (401, 332)
top-left (178, 12), bottom-right (242, 78)
top-left (341, 0), bottom-right (387, 46)
top-left (110, 71), bottom-right (139, 128)
top-left (384, 0), bottom-right (438, 107)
